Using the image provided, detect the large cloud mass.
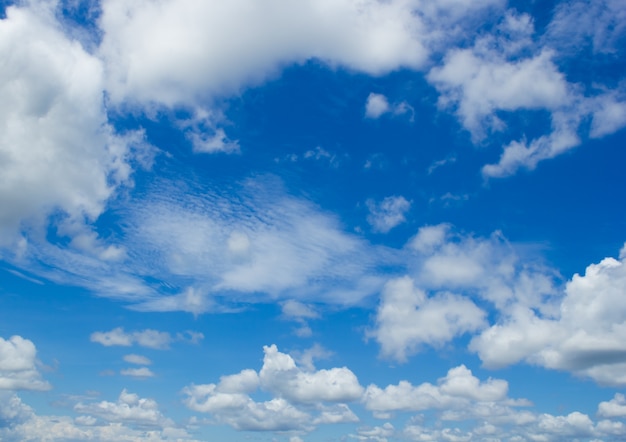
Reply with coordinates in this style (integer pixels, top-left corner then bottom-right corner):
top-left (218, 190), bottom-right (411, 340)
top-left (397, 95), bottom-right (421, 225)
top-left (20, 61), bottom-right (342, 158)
top-left (0, 4), bottom-right (143, 246)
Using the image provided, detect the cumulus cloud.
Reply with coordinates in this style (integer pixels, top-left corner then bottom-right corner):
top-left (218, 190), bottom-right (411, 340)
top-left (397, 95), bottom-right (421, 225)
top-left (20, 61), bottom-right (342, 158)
top-left (0, 336), bottom-right (50, 391)
top-left (470, 244), bottom-right (626, 385)
top-left (98, 0), bottom-right (433, 108)
top-left (365, 92), bottom-right (414, 120)
top-left (182, 344), bottom-right (361, 432)
top-left (363, 364), bottom-right (509, 412)
top-left (74, 389), bottom-right (171, 427)
top-left (427, 9), bottom-right (626, 178)
top-left (366, 196), bottom-right (411, 233)
top-left (407, 224), bottom-right (558, 313)
top-left (370, 276), bottom-right (486, 361)
top-left (0, 389), bottom-right (196, 442)
top-left (365, 93), bottom-right (391, 118)
top-left (598, 393), bottom-right (626, 418)
top-left (0, 3), bottom-right (147, 245)
top-left (260, 344), bottom-right (363, 404)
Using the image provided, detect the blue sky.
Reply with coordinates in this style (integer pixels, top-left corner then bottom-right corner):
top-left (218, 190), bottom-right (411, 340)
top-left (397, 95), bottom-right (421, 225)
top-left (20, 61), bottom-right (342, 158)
top-left (1, 0), bottom-right (626, 440)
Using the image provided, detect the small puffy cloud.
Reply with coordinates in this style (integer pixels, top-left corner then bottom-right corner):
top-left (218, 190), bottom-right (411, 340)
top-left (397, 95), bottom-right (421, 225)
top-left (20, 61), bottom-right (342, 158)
top-left (0, 336), bottom-right (50, 391)
top-left (365, 93), bottom-right (413, 120)
top-left (366, 196), bottom-right (411, 234)
top-left (409, 224), bottom-right (450, 253)
top-left (282, 300), bottom-right (319, 320)
top-left (281, 300), bottom-right (319, 338)
top-left (365, 93), bottom-right (391, 119)
top-left (589, 89), bottom-right (626, 138)
top-left (370, 276), bottom-right (486, 361)
top-left (90, 327), bottom-right (133, 347)
top-left (123, 354), bottom-right (152, 365)
top-left (91, 327), bottom-right (203, 350)
top-left (120, 367), bottom-right (155, 379)
top-left (598, 393), bottom-right (626, 418)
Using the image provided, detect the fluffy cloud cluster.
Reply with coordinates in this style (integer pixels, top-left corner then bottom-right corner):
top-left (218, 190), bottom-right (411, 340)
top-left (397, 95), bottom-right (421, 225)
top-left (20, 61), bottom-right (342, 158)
top-left (74, 389), bottom-right (170, 427)
top-left (179, 344), bottom-right (626, 440)
top-left (363, 364), bottom-right (510, 413)
top-left (471, 244), bottom-right (626, 385)
top-left (0, 336), bottom-right (50, 391)
top-left (428, 8), bottom-right (626, 178)
top-left (369, 224), bottom-right (557, 361)
top-left (0, 390), bottom-right (195, 442)
top-left (183, 344), bottom-right (362, 431)
top-left (370, 276), bottom-right (485, 361)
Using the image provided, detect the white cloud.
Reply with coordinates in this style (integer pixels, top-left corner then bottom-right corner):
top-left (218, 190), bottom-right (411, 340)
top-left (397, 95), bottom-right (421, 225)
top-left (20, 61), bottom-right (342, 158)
top-left (90, 327), bottom-right (133, 347)
top-left (0, 390), bottom-right (197, 442)
top-left (122, 180), bottom-right (391, 310)
top-left (183, 388), bottom-right (311, 432)
top-left (314, 403), bottom-right (359, 424)
top-left (0, 336), bottom-right (50, 391)
top-left (282, 300), bottom-right (319, 320)
top-left (589, 88), bottom-right (626, 138)
top-left (281, 300), bottom-right (320, 337)
top-left (407, 225), bottom-right (558, 313)
top-left (120, 367), bottom-right (155, 378)
top-left (293, 343), bottom-right (333, 372)
top-left (363, 364), bottom-right (508, 412)
top-left (366, 196), bottom-right (411, 233)
top-left (598, 393), bottom-right (626, 418)
top-left (0, 3), bottom-right (146, 245)
top-left (470, 244), bottom-right (626, 385)
top-left (123, 354), bottom-right (152, 365)
top-left (546, 0), bottom-right (626, 54)
top-left (351, 422), bottom-right (395, 441)
top-left (74, 389), bottom-right (171, 427)
top-left (259, 344), bottom-right (363, 404)
top-left (365, 93), bottom-right (413, 120)
top-left (91, 327), bottom-right (202, 349)
top-left (183, 344), bottom-right (362, 432)
top-left (98, 0), bottom-right (432, 109)
top-left (365, 93), bottom-right (391, 119)
top-left (429, 45), bottom-right (570, 141)
top-left (370, 276), bottom-right (486, 361)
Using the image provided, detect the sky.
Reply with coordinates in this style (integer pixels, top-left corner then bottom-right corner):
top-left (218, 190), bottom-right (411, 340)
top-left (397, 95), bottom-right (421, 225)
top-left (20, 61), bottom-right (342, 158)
top-left (1, 0), bottom-right (626, 440)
